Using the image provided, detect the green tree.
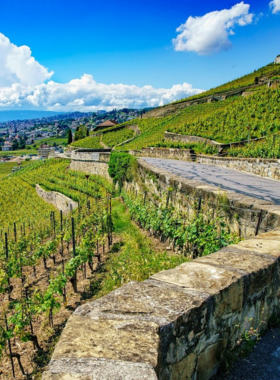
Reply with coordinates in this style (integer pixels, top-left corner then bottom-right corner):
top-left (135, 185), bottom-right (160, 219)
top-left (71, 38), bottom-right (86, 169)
top-left (67, 129), bottom-right (73, 144)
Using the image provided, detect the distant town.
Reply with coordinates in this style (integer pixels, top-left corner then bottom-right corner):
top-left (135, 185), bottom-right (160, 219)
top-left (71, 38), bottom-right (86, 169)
top-left (0, 108), bottom-right (151, 153)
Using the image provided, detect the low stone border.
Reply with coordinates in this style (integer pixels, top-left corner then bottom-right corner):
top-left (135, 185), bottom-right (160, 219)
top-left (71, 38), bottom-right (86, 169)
top-left (36, 185), bottom-right (78, 213)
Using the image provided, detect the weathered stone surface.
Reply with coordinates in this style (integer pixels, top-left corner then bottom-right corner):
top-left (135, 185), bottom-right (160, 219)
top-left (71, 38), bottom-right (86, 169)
top-left (231, 237), bottom-right (280, 258)
top-left (70, 150), bottom-right (111, 179)
top-left (165, 132), bottom-right (228, 149)
top-left (170, 353), bottom-right (196, 380)
top-left (36, 184), bottom-right (78, 213)
top-left (151, 262), bottom-right (243, 295)
top-left (197, 341), bottom-right (226, 380)
top-left (74, 280), bottom-right (210, 325)
top-left (70, 160), bottom-right (110, 179)
top-left (130, 147), bottom-right (193, 162)
top-left (43, 358), bottom-right (157, 380)
top-left (52, 316), bottom-right (160, 367)
top-left (195, 248), bottom-right (276, 274)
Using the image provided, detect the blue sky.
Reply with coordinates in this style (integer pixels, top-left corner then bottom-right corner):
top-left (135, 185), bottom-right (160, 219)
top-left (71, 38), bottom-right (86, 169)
top-left (0, 0), bottom-right (279, 111)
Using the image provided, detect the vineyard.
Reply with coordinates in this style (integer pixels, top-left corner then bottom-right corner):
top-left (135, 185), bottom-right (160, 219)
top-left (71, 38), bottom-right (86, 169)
top-left (0, 159), bottom-right (117, 379)
top-left (70, 135), bottom-right (102, 149)
top-left (168, 89), bottom-right (280, 143)
top-left (102, 128), bottom-right (134, 147)
top-left (113, 88), bottom-right (280, 158)
top-left (69, 72), bottom-right (280, 159)
top-left (172, 62), bottom-right (280, 103)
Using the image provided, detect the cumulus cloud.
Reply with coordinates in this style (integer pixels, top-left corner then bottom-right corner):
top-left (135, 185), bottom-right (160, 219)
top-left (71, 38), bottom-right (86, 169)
top-left (270, 0), bottom-right (280, 13)
top-left (0, 32), bottom-right (53, 87)
top-left (0, 74), bottom-right (204, 111)
top-left (0, 31), bottom-right (204, 111)
top-left (173, 2), bottom-right (254, 55)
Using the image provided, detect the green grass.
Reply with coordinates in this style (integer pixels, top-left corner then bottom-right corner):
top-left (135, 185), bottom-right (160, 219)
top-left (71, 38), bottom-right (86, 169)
top-left (94, 200), bottom-right (188, 296)
top-left (28, 137), bottom-right (67, 148)
top-left (0, 160), bottom-right (33, 179)
top-left (0, 148), bottom-right (37, 157)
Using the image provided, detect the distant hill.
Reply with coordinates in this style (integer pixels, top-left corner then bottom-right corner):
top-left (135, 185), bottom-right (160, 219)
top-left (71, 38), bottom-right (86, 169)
top-left (0, 110), bottom-right (64, 122)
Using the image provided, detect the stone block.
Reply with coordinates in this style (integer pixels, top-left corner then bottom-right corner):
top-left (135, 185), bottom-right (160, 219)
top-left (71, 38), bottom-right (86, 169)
top-left (197, 341), bottom-right (226, 380)
top-left (52, 316), bottom-right (160, 368)
top-left (43, 358), bottom-right (157, 380)
top-left (170, 353), bottom-right (196, 380)
top-left (151, 262), bottom-right (243, 295)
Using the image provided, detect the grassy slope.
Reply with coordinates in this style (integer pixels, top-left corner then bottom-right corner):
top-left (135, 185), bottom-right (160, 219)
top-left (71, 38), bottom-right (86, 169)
top-left (0, 160), bottom-right (33, 179)
top-left (95, 200), bottom-right (187, 296)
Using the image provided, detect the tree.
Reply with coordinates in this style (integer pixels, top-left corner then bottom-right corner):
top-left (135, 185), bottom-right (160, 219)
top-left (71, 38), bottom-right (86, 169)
top-left (12, 139), bottom-right (19, 150)
top-left (74, 125), bottom-right (87, 141)
top-left (67, 129), bottom-right (73, 144)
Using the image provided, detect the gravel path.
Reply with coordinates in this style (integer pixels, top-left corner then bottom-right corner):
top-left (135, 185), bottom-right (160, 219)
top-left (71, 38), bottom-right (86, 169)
top-left (216, 328), bottom-right (280, 380)
top-left (142, 158), bottom-right (280, 204)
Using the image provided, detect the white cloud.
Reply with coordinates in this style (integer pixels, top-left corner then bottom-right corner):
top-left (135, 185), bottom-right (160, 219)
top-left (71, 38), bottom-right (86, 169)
top-left (0, 32), bottom-right (53, 87)
top-left (270, 0), bottom-right (280, 13)
top-left (173, 2), bottom-right (254, 55)
top-left (0, 32), bottom-right (204, 111)
top-left (0, 74), bottom-right (204, 111)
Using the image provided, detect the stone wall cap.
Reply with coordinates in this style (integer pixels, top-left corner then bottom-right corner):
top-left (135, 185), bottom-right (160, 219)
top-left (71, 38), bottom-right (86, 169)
top-left (43, 358), bottom-right (157, 380)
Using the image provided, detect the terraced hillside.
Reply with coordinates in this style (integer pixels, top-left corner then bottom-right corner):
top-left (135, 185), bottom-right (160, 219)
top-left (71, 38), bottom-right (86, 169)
top-left (70, 61), bottom-right (280, 158)
top-left (173, 61), bottom-right (280, 103)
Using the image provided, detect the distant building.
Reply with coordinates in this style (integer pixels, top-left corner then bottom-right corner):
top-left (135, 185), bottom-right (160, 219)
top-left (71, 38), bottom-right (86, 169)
top-left (275, 55), bottom-right (280, 64)
top-left (38, 144), bottom-right (55, 158)
top-left (2, 141), bottom-right (12, 151)
top-left (95, 120), bottom-right (118, 130)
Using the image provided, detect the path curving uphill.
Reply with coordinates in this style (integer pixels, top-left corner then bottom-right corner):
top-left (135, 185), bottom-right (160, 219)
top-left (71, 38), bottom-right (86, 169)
top-left (142, 158), bottom-right (280, 205)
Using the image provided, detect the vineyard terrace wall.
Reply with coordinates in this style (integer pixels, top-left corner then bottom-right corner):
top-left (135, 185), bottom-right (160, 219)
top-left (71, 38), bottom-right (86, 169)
top-left (165, 132), bottom-right (229, 149)
top-left (36, 184), bottom-right (78, 213)
top-left (69, 149), bottom-right (111, 179)
top-left (131, 159), bottom-right (280, 239)
top-left (43, 156), bottom-right (280, 380)
top-left (197, 155), bottom-right (280, 181)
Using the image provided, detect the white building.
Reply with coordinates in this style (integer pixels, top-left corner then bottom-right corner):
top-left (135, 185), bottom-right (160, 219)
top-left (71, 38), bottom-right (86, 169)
top-left (275, 56), bottom-right (280, 64)
top-left (2, 141), bottom-right (13, 151)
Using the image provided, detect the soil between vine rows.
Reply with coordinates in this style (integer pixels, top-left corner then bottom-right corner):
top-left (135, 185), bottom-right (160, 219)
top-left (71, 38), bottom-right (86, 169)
top-left (0, 238), bottom-right (112, 380)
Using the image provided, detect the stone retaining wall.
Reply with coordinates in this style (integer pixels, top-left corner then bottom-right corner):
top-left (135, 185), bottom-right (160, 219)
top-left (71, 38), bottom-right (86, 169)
top-left (36, 185), bottom-right (78, 213)
top-left (129, 147), bottom-right (194, 161)
top-left (197, 155), bottom-right (280, 181)
top-left (165, 132), bottom-right (228, 148)
top-left (69, 150), bottom-right (111, 179)
top-left (43, 159), bottom-right (280, 380)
